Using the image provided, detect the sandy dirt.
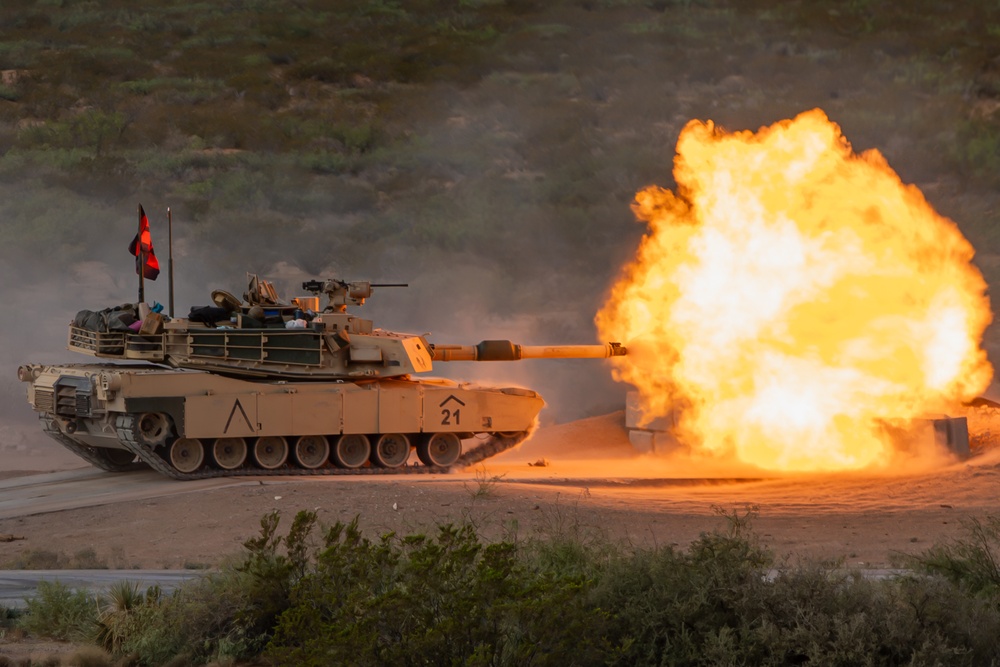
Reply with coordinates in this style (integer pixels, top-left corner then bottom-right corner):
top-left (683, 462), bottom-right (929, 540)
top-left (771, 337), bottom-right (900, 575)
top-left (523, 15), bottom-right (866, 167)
top-left (2, 410), bottom-right (1000, 570)
top-left (3, 409), bottom-right (1000, 661)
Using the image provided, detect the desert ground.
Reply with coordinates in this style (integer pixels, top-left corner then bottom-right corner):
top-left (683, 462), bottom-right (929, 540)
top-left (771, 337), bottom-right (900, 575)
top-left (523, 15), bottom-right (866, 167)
top-left (3, 409), bottom-right (1000, 573)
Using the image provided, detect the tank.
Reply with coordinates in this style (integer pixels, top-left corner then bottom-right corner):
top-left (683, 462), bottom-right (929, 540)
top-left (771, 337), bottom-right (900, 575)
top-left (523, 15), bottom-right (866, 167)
top-left (18, 276), bottom-right (626, 480)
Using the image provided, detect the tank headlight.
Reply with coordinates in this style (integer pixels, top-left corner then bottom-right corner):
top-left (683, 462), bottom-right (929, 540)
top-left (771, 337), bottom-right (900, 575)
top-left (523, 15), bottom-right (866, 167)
top-left (16, 366), bottom-right (36, 382)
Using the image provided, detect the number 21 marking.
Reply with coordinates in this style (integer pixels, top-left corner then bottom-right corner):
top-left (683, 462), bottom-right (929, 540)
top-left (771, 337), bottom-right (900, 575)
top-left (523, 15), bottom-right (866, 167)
top-left (441, 408), bottom-right (461, 425)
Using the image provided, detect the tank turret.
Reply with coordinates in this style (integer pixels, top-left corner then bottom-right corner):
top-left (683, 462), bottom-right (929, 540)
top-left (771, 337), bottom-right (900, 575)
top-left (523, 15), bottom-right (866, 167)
top-left (63, 275), bottom-right (626, 380)
top-left (21, 274), bottom-right (626, 480)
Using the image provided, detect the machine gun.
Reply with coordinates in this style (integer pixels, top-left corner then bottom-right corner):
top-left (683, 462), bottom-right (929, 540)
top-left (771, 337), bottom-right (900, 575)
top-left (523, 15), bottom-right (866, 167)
top-left (302, 279), bottom-right (408, 312)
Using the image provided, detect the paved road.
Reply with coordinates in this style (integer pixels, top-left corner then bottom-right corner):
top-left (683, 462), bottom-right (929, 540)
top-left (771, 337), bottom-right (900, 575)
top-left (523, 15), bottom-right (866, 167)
top-left (0, 569), bottom-right (206, 608)
top-left (0, 470), bottom-right (257, 610)
top-left (0, 468), bottom-right (260, 520)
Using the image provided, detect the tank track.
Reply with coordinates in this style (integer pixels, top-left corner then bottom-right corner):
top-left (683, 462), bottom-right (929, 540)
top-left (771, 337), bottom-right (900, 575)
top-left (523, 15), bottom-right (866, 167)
top-left (40, 414), bottom-right (147, 473)
top-left (113, 413), bottom-right (530, 481)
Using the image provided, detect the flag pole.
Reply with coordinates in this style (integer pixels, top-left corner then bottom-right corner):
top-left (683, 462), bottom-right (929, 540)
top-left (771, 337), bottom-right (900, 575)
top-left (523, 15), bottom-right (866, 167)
top-left (167, 207), bottom-right (175, 317)
top-left (137, 204), bottom-right (145, 304)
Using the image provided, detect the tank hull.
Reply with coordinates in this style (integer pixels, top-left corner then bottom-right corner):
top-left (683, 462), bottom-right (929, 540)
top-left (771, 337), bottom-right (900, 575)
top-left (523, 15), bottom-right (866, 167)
top-left (21, 363), bottom-right (542, 479)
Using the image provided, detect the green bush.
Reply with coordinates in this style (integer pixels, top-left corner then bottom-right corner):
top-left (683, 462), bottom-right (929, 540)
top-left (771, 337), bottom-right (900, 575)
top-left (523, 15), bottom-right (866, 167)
top-left (111, 510), bottom-right (317, 666)
top-left (953, 119), bottom-right (1000, 180)
top-left (588, 510), bottom-right (1000, 665)
top-left (112, 568), bottom-right (260, 665)
top-left (912, 515), bottom-right (1000, 595)
top-left (0, 40), bottom-right (43, 68)
top-left (17, 580), bottom-right (97, 641)
top-left (0, 604), bottom-right (20, 630)
top-left (16, 110), bottom-right (128, 156)
top-left (267, 518), bottom-right (594, 666)
top-left (95, 580), bottom-right (159, 654)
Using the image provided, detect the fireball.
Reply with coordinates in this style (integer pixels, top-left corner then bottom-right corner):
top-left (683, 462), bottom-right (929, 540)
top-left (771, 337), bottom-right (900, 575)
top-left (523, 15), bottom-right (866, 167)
top-left (597, 109), bottom-right (993, 471)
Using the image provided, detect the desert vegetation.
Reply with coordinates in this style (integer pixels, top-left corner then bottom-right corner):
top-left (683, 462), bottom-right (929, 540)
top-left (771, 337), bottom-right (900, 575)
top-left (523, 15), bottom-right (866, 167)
top-left (1, 1), bottom-right (998, 284)
top-left (10, 509), bottom-right (1000, 665)
top-left (3, 547), bottom-right (111, 571)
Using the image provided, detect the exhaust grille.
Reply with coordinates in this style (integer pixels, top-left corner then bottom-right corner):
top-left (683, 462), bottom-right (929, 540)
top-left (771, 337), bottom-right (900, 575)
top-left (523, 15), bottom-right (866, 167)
top-left (75, 394), bottom-right (92, 417)
top-left (35, 389), bottom-right (54, 413)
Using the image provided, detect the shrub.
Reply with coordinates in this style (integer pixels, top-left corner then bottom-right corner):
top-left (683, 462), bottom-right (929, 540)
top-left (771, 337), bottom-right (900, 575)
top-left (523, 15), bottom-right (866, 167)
top-left (912, 515), bottom-right (1000, 595)
top-left (0, 40), bottom-right (43, 69)
top-left (17, 580), bottom-right (97, 641)
top-left (95, 580), bottom-right (157, 654)
top-left (114, 568), bottom-right (259, 665)
top-left (953, 119), bottom-right (1000, 180)
top-left (0, 605), bottom-right (20, 630)
top-left (111, 510), bottom-right (317, 666)
top-left (16, 110), bottom-right (128, 156)
top-left (267, 518), bottom-right (596, 666)
top-left (589, 507), bottom-right (774, 665)
top-left (590, 508), bottom-right (1000, 666)
top-left (16, 509), bottom-right (1000, 666)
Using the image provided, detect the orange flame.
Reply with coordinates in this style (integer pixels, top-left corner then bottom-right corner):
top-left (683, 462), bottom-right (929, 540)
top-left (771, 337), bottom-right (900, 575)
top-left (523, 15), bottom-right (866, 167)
top-left (597, 109), bottom-right (993, 471)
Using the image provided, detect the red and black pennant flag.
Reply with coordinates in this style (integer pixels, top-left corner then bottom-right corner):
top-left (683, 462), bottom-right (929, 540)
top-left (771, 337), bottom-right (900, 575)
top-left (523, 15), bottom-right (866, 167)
top-left (128, 204), bottom-right (160, 280)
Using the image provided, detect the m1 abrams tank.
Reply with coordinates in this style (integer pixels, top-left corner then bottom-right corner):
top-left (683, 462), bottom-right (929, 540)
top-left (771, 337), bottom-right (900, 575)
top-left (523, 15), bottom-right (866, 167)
top-left (18, 276), bottom-right (626, 480)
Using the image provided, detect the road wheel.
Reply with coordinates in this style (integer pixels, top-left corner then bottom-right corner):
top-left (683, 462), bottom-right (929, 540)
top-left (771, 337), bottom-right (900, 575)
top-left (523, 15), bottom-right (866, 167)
top-left (97, 448), bottom-right (137, 467)
top-left (294, 435), bottom-right (330, 469)
top-left (169, 438), bottom-right (204, 473)
top-left (332, 434), bottom-right (370, 469)
top-left (418, 433), bottom-right (462, 467)
top-left (213, 437), bottom-right (247, 470)
top-left (371, 433), bottom-right (410, 468)
top-left (253, 436), bottom-right (289, 470)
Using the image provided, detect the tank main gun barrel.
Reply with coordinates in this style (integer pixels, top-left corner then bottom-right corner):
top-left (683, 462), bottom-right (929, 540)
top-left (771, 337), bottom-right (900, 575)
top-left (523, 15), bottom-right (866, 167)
top-left (430, 340), bottom-right (626, 362)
